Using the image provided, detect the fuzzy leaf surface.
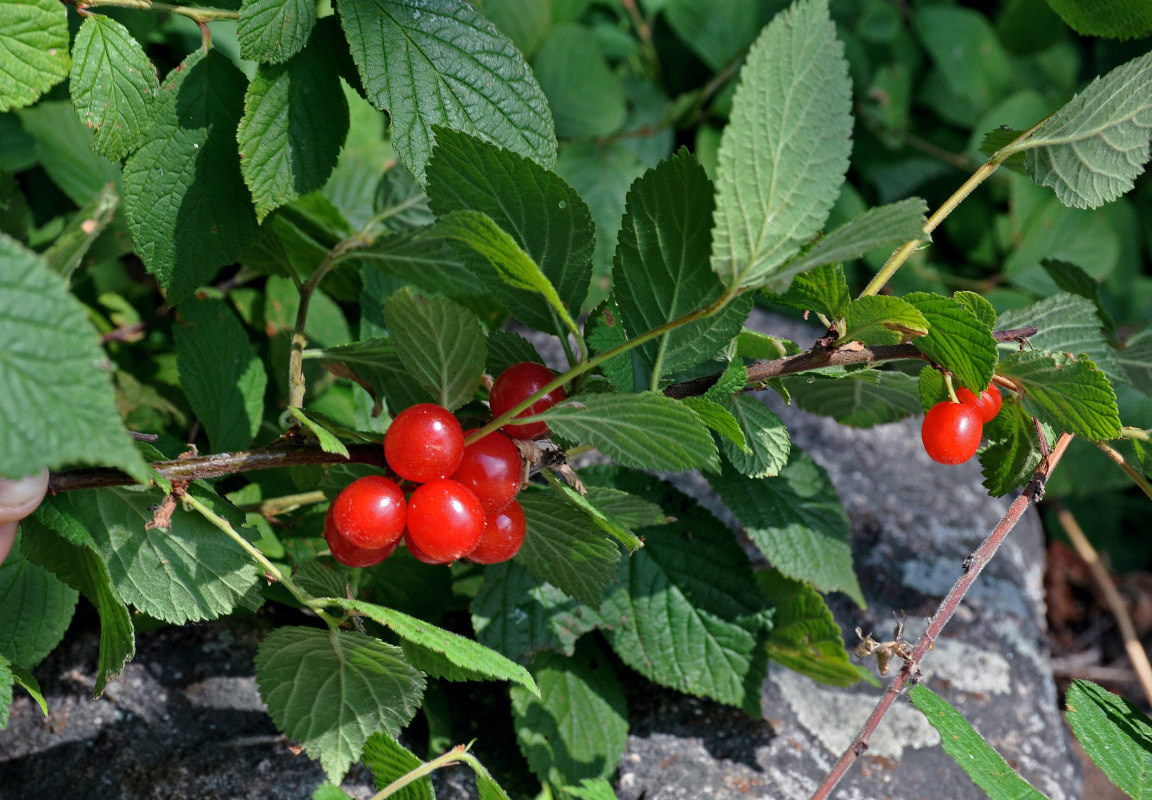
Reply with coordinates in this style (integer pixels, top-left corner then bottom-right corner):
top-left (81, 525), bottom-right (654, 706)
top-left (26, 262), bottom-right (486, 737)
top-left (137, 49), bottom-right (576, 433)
top-left (0, 539), bottom-right (77, 668)
top-left (683, 396), bottom-right (748, 452)
top-left (1066, 679), bottom-right (1152, 799)
top-left (979, 401), bottom-right (1041, 497)
top-left (998, 351), bottom-right (1121, 439)
top-left (841, 295), bottom-right (929, 346)
top-left (720, 395), bottom-right (790, 478)
top-left (517, 491), bottom-right (620, 609)
top-left (905, 292), bottom-right (998, 393)
top-left (785, 369), bottom-right (923, 429)
top-left (0, 0), bottom-right (69, 112)
top-left (757, 569), bottom-right (859, 687)
top-left (996, 293), bottom-right (1126, 386)
top-left (238, 0), bottom-right (316, 63)
top-left (361, 733), bottom-right (434, 799)
top-left (766, 263), bottom-right (850, 320)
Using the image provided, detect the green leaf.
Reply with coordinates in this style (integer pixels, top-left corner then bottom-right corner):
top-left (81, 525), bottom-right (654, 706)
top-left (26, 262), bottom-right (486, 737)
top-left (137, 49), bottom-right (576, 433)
top-left (511, 641), bottom-right (628, 787)
top-left (0, 235), bottom-right (149, 482)
top-left (337, 0), bottom-right (556, 184)
top-left (0, 537), bottom-right (78, 668)
top-left (1066, 679), bottom-right (1152, 799)
top-left (472, 750), bottom-right (515, 800)
top-left (255, 626), bottom-right (425, 783)
top-left (485, 330), bottom-right (544, 377)
top-left (287, 408), bottom-right (351, 458)
top-left (710, 0), bottom-right (852, 290)
top-left (613, 149), bottom-right (750, 382)
top-left (719, 394), bottom-right (790, 478)
top-left (1120, 333), bottom-right (1152, 396)
top-left (953, 290), bottom-right (998, 331)
top-left (1044, 0), bottom-right (1152, 39)
top-left (122, 49), bottom-right (259, 305)
top-left (918, 364), bottom-right (948, 412)
top-left (69, 16), bottom-right (157, 160)
top-left (905, 292), bottom-right (998, 393)
top-left (517, 491), bottom-right (621, 609)
top-left (979, 401), bottom-right (1041, 497)
top-left (314, 337), bottom-right (435, 416)
top-left (361, 733), bottom-right (434, 799)
top-left (998, 350), bottom-right (1122, 440)
top-left (682, 396), bottom-right (748, 452)
top-left (42, 183), bottom-right (121, 280)
top-left (174, 296), bottom-right (268, 453)
top-left (910, 685), bottom-right (1050, 800)
top-left (238, 0), bottom-right (316, 63)
top-left (0, 657), bottom-right (9, 730)
top-left (706, 357), bottom-right (751, 401)
top-left (312, 783), bottom-right (357, 800)
top-left (1014, 50), bottom-right (1152, 209)
top-left (382, 288), bottom-right (485, 411)
top-left (541, 392), bottom-right (719, 473)
top-left (533, 24), bottom-right (625, 138)
top-left (784, 369), bottom-right (923, 429)
top-left (665, 0), bottom-right (781, 71)
top-left (771, 198), bottom-right (929, 288)
top-left (349, 227), bottom-right (488, 305)
top-left (840, 295), bottom-right (929, 346)
top-left (0, 0), bottom-right (69, 112)
top-left (1040, 259), bottom-right (1117, 342)
top-left (326, 598), bottom-right (537, 695)
top-left (564, 778), bottom-right (620, 800)
top-left (544, 475), bottom-right (644, 552)
top-left (756, 569), bottom-right (859, 687)
top-left (16, 100), bottom-right (119, 205)
top-left (765, 263), bottom-right (851, 321)
top-left (4, 657), bottom-right (47, 721)
top-left (237, 38), bottom-right (349, 221)
top-left (914, 8), bottom-right (1013, 117)
top-left (710, 451), bottom-right (864, 606)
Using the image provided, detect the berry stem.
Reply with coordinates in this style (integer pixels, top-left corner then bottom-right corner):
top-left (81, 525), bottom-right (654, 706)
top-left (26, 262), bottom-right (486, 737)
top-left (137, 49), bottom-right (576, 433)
top-left (943, 372), bottom-right (960, 404)
top-left (76, 0), bottom-right (239, 22)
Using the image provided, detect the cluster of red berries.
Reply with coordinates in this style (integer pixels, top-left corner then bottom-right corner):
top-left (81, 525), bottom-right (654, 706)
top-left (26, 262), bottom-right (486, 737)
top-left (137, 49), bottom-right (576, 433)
top-left (322, 362), bottom-right (566, 568)
top-left (921, 383), bottom-right (1003, 465)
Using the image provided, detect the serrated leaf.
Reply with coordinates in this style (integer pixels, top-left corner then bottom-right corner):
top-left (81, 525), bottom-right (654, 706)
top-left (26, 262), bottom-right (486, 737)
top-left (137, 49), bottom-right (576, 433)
top-left (69, 16), bottom-right (157, 160)
top-left (999, 350), bottom-right (1121, 439)
top-left (287, 408), bottom-right (351, 458)
top-left (710, 452), bottom-right (864, 606)
top-left (979, 401), bottom-right (1041, 497)
top-left (840, 295), bottom-right (929, 346)
top-left (705, 358), bottom-right (750, 402)
top-left (174, 296), bottom-right (267, 453)
top-left (1066, 679), bottom-right (1152, 799)
top-left (953, 290), bottom-right (998, 331)
top-left (255, 626), bottom-right (425, 783)
top-left (1045, 0), bottom-right (1152, 39)
top-left (517, 491), bottom-right (620, 609)
top-left (996, 293), bottom-right (1127, 386)
top-left (756, 569), bottom-right (859, 687)
top-left (238, 0), bottom-right (316, 63)
top-left (485, 330), bottom-right (544, 377)
top-left (0, 538), bottom-right (78, 668)
top-left (710, 0), bottom-right (852, 290)
top-left (785, 369), bottom-right (923, 429)
top-left (683, 396), bottom-right (748, 452)
top-left (0, 235), bottom-right (149, 482)
top-left (122, 49), bottom-right (259, 305)
top-left (720, 395), bottom-right (790, 478)
top-left (565, 778), bottom-right (619, 800)
top-left (327, 598), bottom-right (537, 695)
top-left (905, 292), bottom-right (998, 393)
top-left (511, 641), bottom-right (628, 787)
top-left (1041, 259), bottom-right (1117, 342)
top-left (771, 198), bottom-right (929, 288)
top-left (350, 228), bottom-right (490, 315)
top-left (918, 364), bottom-right (948, 412)
top-left (541, 392), bottom-right (719, 473)
top-left (382, 288), bottom-right (485, 411)
top-left (765, 263), bottom-right (851, 321)
top-left (1013, 50), bottom-right (1152, 209)
top-left (585, 305), bottom-right (633, 393)
top-left (361, 733), bottom-right (434, 799)
top-left (613, 149), bottom-right (750, 382)
top-left (0, 0), bottom-right (69, 112)
top-left (545, 475), bottom-right (644, 552)
top-left (910, 685), bottom-right (1050, 800)
top-left (237, 38), bottom-right (349, 221)
top-left (425, 128), bottom-right (592, 337)
top-left (337, 0), bottom-right (555, 184)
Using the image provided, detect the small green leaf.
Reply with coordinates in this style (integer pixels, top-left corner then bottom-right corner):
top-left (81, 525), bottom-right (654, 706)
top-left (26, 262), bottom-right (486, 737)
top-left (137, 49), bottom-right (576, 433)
top-left (998, 351), bottom-right (1122, 440)
top-left (382, 288), bottom-right (485, 411)
top-left (720, 395), bottom-right (790, 478)
top-left (564, 778), bottom-right (620, 800)
top-left (312, 783), bottom-right (356, 800)
top-left (765, 263), bottom-right (851, 321)
top-left (544, 474), bottom-right (644, 552)
top-left (361, 733), bottom-right (434, 799)
top-left (705, 358), bottom-right (750, 402)
top-left (682, 396), bottom-right (748, 452)
top-left (69, 16), bottom-right (157, 160)
top-left (485, 330), bottom-right (544, 377)
top-left (0, 658), bottom-right (10, 730)
top-left (979, 401), bottom-right (1041, 497)
top-left (237, 0), bottom-right (316, 63)
top-left (1066, 679), bottom-right (1152, 799)
top-left (711, 0), bottom-right (852, 290)
top-left (287, 408), bottom-right (351, 458)
top-left (953, 290), bottom-right (998, 331)
top-left (910, 685), bottom-right (1050, 800)
top-left (918, 364), bottom-right (948, 412)
top-left (533, 24), bottom-right (624, 138)
top-left (255, 626), bottom-right (425, 784)
top-left (0, 537), bottom-right (78, 668)
top-left (841, 295), bottom-right (929, 346)
top-left (785, 369), bottom-right (923, 429)
top-left (42, 183), bottom-right (120, 280)
top-left (0, 0), bottom-right (69, 112)
top-left (905, 292), bottom-right (998, 393)
top-left (5, 657), bottom-right (47, 720)
top-left (757, 569), bottom-right (859, 687)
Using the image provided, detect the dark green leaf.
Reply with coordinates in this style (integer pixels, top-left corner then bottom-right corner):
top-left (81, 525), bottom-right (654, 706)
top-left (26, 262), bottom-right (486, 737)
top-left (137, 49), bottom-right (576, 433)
top-left (665, 0), bottom-right (781, 70)
top-left (42, 184), bottom-right (120, 280)
top-left (785, 369), bottom-right (923, 429)
top-left (0, 0), bottom-right (69, 112)
top-left (1040, 259), bottom-right (1117, 342)
top-left (1065, 679), bottom-right (1152, 799)
top-left (0, 537), bottom-right (77, 668)
top-left (517, 491), bottom-right (620, 609)
top-left (1119, 332), bottom-right (1152, 396)
top-left (485, 330), bottom-right (544, 377)
top-left (840, 295), bottom-right (929, 346)
top-left (314, 337), bottom-right (435, 415)
top-left (757, 569), bottom-right (859, 687)
top-left (719, 395), bottom-right (790, 478)
top-left (998, 351), bottom-right (1121, 440)
top-left (361, 733), bottom-right (434, 799)
top-left (905, 292), bottom-right (998, 393)
top-left (979, 401), bottom-right (1041, 497)
top-left (17, 101), bottom-right (119, 205)
top-left (534, 24), bottom-right (624, 138)
top-left (4, 657), bottom-right (46, 722)
top-left (237, 0), bottom-right (316, 63)
top-left (585, 304), bottom-right (633, 393)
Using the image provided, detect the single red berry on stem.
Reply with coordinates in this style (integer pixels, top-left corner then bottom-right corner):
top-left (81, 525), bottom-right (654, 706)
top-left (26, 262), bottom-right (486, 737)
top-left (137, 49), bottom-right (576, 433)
top-left (403, 528), bottom-right (450, 565)
top-left (330, 475), bottom-right (407, 549)
top-left (405, 479), bottom-right (485, 562)
top-left (452, 429), bottom-right (523, 512)
top-left (921, 401), bottom-right (983, 465)
top-left (468, 500), bottom-right (526, 564)
top-left (956, 384), bottom-right (1003, 424)
top-left (489, 362), bottom-right (566, 440)
top-left (384, 403), bottom-right (465, 482)
top-left (323, 508), bottom-right (397, 568)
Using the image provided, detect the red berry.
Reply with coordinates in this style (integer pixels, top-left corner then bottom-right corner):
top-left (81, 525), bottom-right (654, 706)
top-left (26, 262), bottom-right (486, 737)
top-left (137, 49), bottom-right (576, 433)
top-left (921, 401), bottom-right (983, 465)
top-left (330, 475), bottom-right (407, 549)
top-left (468, 500), bottom-right (526, 564)
top-left (956, 384), bottom-right (1003, 424)
top-left (489, 362), bottom-right (566, 440)
top-left (323, 507), bottom-right (397, 568)
top-left (403, 528), bottom-right (450, 564)
top-left (452, 429), bottom-right (523, 512)
top-left (405, 479), bottom-right (485, 562)
top-left (384, 403), bottom-right (465, 482)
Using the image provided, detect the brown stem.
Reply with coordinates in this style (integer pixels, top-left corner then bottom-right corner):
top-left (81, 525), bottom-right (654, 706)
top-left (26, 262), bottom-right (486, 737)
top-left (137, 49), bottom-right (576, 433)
top-left (809, 432), bottom-right (1073, 800)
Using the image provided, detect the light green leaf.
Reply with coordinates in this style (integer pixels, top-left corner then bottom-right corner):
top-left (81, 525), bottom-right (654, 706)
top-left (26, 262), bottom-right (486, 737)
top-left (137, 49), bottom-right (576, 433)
top-left (784, 369), bottom-right (923, 429)
top-left (238, 0), bottom-right (316, 63)
top-left (720, 395), bottom-right (790, 478)
top-left (534, 24), bottom-right (624, 138)
top-left (1066, 679), bottom-right (1152, 799)
top-left (174, 296), bottom-right (268, 453)
top-left (914, 8), bottom-right (1013, 117)
top-left (765, 263), bottom-right (850, 321)
top-left (564, 778), bottom-right (620, 800)
top-left (841, 295), bottom-right (929, 346)
top-left (255, 626), bottom-right (425, 783)
top-left (287, 408), bottom-right (351, 458)
top-left (905, 292), bottom-right (998, 393)
top-left (382, 288), bottom-right (485, 411)
top-left (122, 49), bottom-right (259, 305)
top-left (237, 38), bottom-right (349, 221)
top-left (337, 0), bottom-right (555, 184)
top-left (998, 350), bottom-right (1121, 440)
top-left (0, 537), bottom-right (78, 668)
top-left (544, 475), bottom-right (644, 552)
top-left (682, 396), bottom-right (748, 452)
top-left (757, 569), bottom-right (859, 687)
top-left (706, 357), bottom-right (751, 401)
top-left (312, 783), bottom-right (357, 800)
top-left (0, 657), bottom-right (9, 730)
top-left (541, 392), bottom-right (719, 473)
top-left (511, 641), bottom-right (628, 787)
top-left (911, 685), bottom-right (1050, 800)
top-left (711, 452), bottom-right (863, 605)
top-left (69, 16), bottom-right (156, 160)
top-left (918, 364), bottom-right (948, 412)
top-left (0, 0), bottom-right (69, 112)
top-left (5, 657), bottom-right (47, 721)
top-left (361, 733), bottom-right (434, 799)
top-left (953, 290), bottom-right (998, 331)
top-left (710, 0), bottom-right (852, 290)
top-left (0, 235), bottom-right (149, 482)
